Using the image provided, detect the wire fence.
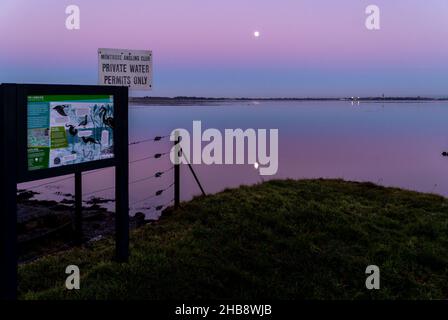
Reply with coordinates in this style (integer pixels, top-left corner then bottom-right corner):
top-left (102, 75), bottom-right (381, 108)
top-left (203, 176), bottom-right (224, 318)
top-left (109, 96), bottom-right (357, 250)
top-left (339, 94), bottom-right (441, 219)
top-left (18, 133), bottom-right (175, 215)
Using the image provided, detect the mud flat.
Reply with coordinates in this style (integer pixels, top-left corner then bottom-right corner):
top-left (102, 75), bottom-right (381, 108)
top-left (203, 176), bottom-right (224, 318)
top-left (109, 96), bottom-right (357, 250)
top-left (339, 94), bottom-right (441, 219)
top-left (17, 191), bottom-right (145, 262)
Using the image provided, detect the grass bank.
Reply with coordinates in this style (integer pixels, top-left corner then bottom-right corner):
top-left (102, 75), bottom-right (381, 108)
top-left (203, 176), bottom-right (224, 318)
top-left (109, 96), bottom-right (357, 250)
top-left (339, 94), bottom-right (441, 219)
top-left (19, 179), bottom-right (448, 299)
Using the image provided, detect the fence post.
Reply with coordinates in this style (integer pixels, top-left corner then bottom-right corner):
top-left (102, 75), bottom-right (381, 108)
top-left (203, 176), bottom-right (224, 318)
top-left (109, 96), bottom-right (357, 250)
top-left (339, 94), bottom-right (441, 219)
top-left (0, 84), bottom-right (18, 300)
top-left (74, 171), bottom-right (83, 245)
top-left (115, 87), bottom-right (129, 262)
top-left (174, 131), bottom-right (180, 208)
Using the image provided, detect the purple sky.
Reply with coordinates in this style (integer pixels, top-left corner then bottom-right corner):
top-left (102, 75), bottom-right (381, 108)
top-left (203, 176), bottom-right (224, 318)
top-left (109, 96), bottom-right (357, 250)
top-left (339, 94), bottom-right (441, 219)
top-left (1, 0), bottom-right (448, 97)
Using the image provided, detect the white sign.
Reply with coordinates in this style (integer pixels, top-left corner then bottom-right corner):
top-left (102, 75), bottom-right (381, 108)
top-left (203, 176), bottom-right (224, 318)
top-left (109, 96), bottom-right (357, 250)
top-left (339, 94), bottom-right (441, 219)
top-left (98, 48), bottom-right (152, 90)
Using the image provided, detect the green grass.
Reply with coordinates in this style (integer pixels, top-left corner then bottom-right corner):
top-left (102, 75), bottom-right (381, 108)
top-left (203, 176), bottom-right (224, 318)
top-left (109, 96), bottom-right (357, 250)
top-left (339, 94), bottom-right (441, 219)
top-left (19, 179), bottom-right (448, 300)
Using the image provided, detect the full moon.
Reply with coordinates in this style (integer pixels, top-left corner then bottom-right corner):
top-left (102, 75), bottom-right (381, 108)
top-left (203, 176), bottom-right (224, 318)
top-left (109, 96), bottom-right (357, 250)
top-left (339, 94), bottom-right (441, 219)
top-left (253, 31), bottom-right (260, 38)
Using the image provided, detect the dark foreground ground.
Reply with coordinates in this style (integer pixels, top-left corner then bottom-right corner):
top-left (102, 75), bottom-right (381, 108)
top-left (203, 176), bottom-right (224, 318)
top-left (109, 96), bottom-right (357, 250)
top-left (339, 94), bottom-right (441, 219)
top-left (19, 179), bottom-right (448, 299)
top-left (17, 191), bottom-right (142, 263)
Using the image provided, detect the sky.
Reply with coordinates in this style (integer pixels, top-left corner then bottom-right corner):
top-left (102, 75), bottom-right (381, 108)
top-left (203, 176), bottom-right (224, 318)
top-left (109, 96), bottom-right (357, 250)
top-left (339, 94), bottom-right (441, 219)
top-left (1, 0), bottom-right (447, 97)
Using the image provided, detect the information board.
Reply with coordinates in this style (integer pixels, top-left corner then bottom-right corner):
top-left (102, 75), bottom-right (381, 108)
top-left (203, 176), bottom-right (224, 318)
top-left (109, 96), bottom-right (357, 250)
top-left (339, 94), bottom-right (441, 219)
top-left (1, 84), bottom-right (130, 299)
top-left (27, 95), bottom-right (115, 170)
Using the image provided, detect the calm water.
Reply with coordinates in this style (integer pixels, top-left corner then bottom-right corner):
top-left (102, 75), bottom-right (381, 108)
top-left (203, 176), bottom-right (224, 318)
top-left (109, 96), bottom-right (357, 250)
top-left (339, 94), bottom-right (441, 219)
top-left (19, 100), bottom-right (448, 219)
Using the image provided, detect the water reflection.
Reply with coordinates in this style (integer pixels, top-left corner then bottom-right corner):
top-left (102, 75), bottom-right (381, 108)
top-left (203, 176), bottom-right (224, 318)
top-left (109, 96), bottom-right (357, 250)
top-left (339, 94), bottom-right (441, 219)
top-left (19, 100), bottom-right (448, 219)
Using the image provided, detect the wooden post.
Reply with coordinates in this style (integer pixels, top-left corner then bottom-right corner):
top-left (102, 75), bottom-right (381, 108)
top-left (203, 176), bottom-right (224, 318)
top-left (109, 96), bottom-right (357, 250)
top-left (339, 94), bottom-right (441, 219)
top-left (115, 87), bottom-right (129, 262)
top-left (174, 131), bottom-right (180, 208)
top-left (0, 84), bottom-right (18, 300)
top-left (74, 171), bottom-right (83, 245)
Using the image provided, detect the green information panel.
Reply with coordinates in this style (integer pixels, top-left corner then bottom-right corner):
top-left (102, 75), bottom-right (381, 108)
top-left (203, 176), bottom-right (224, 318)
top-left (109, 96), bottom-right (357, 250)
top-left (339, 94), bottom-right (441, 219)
top-left (27, 95), bottom-right (115, 171)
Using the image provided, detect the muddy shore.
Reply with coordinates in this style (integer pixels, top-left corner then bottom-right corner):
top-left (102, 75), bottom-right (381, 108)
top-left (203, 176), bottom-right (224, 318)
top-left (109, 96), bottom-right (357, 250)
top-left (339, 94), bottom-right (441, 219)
top-left (17, 190), bottom-right (147, 263)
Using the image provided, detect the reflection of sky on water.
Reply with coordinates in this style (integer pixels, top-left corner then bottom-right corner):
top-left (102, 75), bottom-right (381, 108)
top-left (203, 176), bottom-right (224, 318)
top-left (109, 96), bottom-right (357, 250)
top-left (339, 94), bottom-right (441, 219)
top-left (18, 101), bottom-right (448, 219)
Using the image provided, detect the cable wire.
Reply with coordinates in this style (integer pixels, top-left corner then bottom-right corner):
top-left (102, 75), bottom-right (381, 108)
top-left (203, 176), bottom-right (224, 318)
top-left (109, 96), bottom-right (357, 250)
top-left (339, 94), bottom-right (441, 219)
top-left (129, 135), bottom-right (169, 146)
top-left (83, 166), bottom-right (174, 197)
top-left (130, 183), bottom-right (174, 206)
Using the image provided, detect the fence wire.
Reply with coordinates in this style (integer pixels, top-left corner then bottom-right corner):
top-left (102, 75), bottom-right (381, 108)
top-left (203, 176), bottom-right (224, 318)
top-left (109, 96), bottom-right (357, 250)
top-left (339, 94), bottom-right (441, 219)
top-left (18, 133), bottom-right (176, 214)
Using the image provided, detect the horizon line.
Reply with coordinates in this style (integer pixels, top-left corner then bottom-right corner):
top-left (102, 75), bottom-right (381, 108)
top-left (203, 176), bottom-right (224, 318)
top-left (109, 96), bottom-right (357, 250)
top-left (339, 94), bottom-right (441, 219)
top-left (130, 95), bottom-right (448, 101)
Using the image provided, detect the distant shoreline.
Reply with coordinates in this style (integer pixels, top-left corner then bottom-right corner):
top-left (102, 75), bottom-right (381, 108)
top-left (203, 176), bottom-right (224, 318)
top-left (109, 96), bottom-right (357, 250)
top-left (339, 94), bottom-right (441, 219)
top-left (130, 96), bottom-right (448, 105)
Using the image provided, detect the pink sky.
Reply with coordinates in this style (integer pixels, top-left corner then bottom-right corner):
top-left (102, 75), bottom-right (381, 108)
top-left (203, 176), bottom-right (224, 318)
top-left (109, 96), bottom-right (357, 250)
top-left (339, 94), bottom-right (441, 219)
top-left (1, 0), bottom-right (448, 97)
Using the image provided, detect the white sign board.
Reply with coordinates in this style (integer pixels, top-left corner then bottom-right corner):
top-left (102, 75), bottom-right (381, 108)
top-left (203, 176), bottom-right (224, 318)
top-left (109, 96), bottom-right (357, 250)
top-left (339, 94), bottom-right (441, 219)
top-left (98, 48), bottom-right (152, 90)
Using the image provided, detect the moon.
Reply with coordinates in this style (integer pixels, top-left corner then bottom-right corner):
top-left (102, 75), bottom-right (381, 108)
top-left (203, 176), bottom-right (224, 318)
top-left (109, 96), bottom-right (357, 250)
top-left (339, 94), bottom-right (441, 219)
top-left (253, 31), bottom-right (260, 38)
